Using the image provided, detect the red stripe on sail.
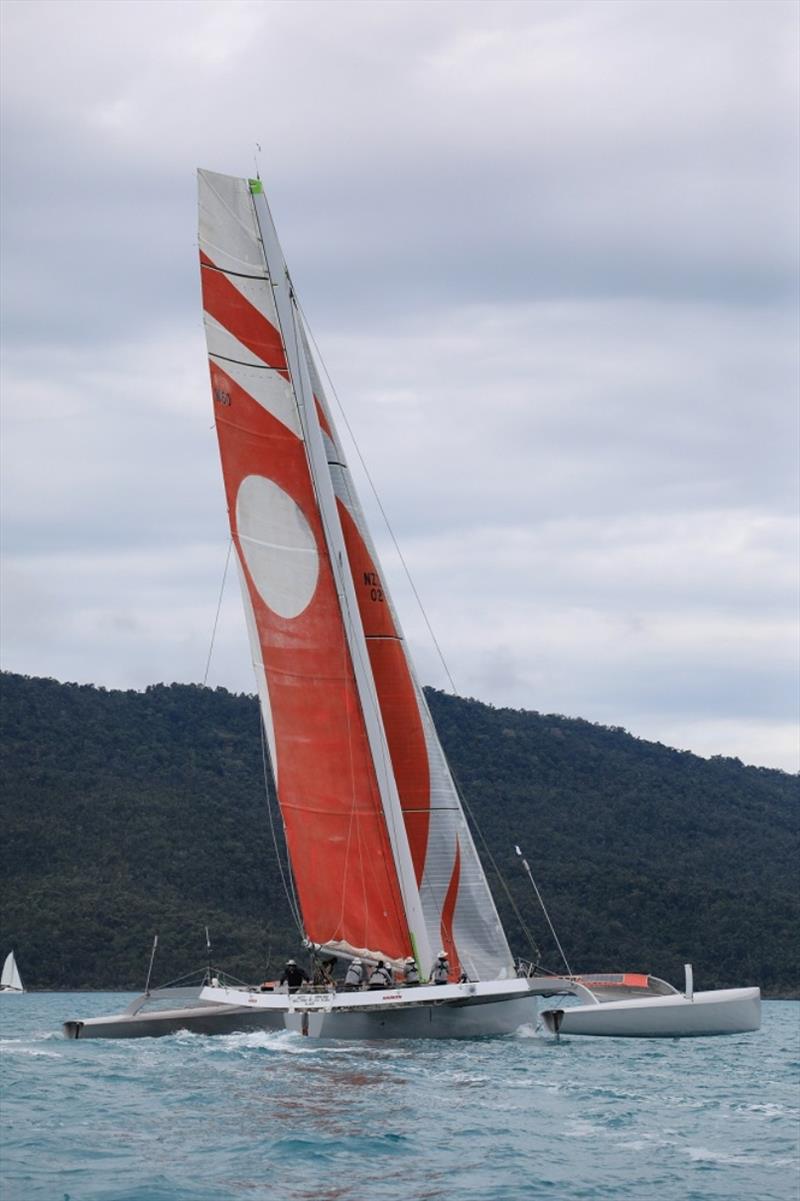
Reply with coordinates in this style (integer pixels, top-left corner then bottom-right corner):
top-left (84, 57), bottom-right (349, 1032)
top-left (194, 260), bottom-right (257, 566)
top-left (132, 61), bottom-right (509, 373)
top-left (200, 251), bottom-right (289, 379)
top-left (211, 362), bottom-right (410, 959)
top-left (337, 502), bottom-right (431, 884)
top-left (440, 840), bottom-right (462, 981)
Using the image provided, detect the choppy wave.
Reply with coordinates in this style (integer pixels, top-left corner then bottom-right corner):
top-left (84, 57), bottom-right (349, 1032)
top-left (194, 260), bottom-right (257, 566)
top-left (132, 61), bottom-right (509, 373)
top-left (0, 995), bottom-right (797, 1201)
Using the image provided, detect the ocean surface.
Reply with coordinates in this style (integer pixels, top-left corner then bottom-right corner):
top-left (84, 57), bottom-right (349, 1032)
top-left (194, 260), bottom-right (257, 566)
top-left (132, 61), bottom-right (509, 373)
top-left (1, 993), bottom-right (797, 1201)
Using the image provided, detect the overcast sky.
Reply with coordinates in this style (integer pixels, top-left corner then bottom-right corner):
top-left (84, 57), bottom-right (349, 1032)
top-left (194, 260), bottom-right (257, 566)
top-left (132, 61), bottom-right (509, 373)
top-left (1, 0), bottom-right (797, 771)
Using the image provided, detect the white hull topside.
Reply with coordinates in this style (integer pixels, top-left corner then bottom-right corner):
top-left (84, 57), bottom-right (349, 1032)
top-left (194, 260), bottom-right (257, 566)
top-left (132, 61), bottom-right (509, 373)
top-left (62, 975), bottom-right (761, 1041)
top-left (541, 986), bottom-right (762, 1038)
top-left (205, 978), bottom-right (542, 1040)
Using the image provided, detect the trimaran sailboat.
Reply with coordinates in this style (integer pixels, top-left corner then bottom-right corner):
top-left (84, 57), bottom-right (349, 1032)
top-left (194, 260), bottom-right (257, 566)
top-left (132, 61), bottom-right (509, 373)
top-left (63, 170), bottom-right (760, 1041)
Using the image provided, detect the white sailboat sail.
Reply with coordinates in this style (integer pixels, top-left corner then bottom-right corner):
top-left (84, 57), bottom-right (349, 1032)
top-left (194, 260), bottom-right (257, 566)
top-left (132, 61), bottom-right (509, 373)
top-left (197, 168), bottom-right (513, 980)
top-left (1, 951), bottom-right (23, 992)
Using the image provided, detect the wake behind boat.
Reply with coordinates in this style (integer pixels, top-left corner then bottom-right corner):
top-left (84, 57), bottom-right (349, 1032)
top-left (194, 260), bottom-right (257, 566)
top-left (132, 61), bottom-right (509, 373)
top-left (63, 170), bottom-right (760, 1042)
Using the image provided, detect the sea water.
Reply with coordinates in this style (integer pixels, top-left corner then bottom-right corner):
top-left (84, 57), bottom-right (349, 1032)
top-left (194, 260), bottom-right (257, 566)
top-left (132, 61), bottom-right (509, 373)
top-left (1, 994), bottom-right (797, 1201)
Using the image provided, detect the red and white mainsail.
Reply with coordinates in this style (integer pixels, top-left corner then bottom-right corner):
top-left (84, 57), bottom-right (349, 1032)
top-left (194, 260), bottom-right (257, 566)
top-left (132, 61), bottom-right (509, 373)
top-left (198, 169), bottom-right (513, 979)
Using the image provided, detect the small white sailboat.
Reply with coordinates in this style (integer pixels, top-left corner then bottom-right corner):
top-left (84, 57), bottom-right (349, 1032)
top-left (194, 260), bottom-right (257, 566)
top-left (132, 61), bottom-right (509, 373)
top-left (63, 170), bottom-right (760, 1041)
top-left (1, 951), bottom-right (24, 994)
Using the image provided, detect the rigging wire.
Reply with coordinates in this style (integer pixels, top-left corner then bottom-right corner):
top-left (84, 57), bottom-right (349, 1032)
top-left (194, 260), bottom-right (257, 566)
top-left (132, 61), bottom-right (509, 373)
top-left (201, 529), bottom-right (305, 946)
top-left (259, 712), bottom-right (304, 936)
top-left (515, 846), bottom-right (572, 977)
top-left (150, 964), bottom-right (253, 992)
top-left (203, 539), bottom-right (233, 687)
top-left (144, 933), bottom-right (159, 995)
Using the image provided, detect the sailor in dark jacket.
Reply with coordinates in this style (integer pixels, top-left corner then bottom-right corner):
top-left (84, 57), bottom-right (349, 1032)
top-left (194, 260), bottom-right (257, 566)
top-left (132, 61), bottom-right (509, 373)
top-left (279, 959), bottom-right (310, 992)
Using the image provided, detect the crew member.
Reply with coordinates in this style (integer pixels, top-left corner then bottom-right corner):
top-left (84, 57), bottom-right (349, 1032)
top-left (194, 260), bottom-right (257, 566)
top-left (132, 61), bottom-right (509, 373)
top-left (343, 959), bottom-right (364, 991)
top-left (402, 956), bottom-right (420, 987)
top-left (368, 959), bottom-right (393, 989)
top-left (431, 951), bottom-right (449, 984)
top-left (279, 959), bottom-right (310, 992)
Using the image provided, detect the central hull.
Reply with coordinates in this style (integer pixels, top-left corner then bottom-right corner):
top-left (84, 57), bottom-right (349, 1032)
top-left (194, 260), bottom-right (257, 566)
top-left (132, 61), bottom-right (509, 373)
top-left (204, 978), bottom-right (546, 1040)
top-left (284, 995), bottom-right (536, 1039)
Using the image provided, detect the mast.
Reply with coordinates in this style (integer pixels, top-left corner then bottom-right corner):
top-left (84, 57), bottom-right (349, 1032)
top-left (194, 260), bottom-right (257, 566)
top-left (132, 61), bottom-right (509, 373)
top-left (248, 183), bottom-right (433, 972)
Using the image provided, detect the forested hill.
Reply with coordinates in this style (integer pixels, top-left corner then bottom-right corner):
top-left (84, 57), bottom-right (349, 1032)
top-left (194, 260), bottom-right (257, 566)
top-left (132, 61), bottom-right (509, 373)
top-left (1, 671), bottom-right (797, 994)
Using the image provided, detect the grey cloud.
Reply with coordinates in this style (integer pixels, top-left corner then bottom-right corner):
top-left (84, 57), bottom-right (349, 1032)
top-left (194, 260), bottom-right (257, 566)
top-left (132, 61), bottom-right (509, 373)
top-left (1, 0), bottom-right (797, 770)
top-left (325, 299), bottom-right (798, 541)
top-left (1, 0), bottom-right (797, 348)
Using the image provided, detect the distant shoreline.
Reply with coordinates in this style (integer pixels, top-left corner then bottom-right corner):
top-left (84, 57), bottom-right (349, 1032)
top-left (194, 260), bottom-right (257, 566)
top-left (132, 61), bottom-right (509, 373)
top-left (4, 673), bottom-right (797, 998)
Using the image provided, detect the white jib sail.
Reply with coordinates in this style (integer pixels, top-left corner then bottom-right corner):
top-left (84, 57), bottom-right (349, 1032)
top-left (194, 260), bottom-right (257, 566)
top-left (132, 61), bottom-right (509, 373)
top-left (1, 952), bottom-right (23, 991)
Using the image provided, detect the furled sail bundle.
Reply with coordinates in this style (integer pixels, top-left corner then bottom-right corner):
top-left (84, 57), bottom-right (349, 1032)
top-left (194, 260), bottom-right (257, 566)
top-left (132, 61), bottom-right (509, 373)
top-left (198, 169), bottom-right (513, 980)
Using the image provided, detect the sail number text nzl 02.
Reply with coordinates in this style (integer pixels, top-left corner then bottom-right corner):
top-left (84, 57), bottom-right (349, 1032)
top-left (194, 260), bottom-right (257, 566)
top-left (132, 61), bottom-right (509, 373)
top-left (363, 571), bottom-right (385, 602)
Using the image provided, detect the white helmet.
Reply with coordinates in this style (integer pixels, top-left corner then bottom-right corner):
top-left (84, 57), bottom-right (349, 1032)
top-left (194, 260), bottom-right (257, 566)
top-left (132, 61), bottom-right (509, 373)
top-left (286, 959), bottom-right (296, 966)
top-left (405, 957), bottom-right (416, 965)
top-left (352, 958), bottom-right (361, 965)
top-left (438, 950), bottom-right (448, 960)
